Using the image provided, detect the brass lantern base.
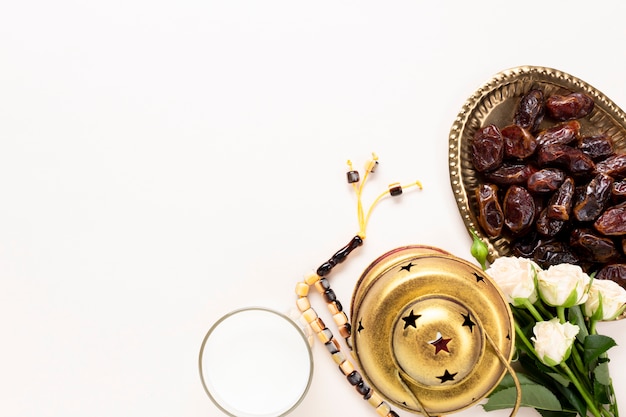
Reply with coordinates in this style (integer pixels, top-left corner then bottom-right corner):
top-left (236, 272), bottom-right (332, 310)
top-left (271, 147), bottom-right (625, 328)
top-left (350, 246), bottom-right (515, 415)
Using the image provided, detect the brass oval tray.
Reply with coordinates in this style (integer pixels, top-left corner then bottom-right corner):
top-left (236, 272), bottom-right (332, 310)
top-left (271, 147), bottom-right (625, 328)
top-left (448, 65), bottom-right (626, 262)
top-left (350, 246), bottom-right (514, 415)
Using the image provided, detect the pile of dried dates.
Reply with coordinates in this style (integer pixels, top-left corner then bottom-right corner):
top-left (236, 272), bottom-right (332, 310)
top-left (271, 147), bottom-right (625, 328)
top-left (471, 87), bottom-right (626, 288)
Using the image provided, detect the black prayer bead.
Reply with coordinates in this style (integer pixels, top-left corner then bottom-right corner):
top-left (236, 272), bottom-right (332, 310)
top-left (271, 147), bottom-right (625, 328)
top-left (389, 184), bottom-right (403, 196)
top-left (324, 289), bottom-right (337, 303)
top-left (334, 300), bottom-right (343, 312)
top-left (316, 236), bottom-right (363, 276)
top-left (318, 278), bottom-right (330, 291)
top-left (388, 411), bottom-right (400, 417)
top-left (356, 381), bottom-right (371, 396)
top-left (317, 262), bottom-right (333, 277)
top-left (346, 170), bottom-right (360, 183)
top-left (347, 370), bottom-right (363, 386)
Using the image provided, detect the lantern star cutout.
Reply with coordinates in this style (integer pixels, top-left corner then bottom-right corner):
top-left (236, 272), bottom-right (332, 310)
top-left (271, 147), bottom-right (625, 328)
top-left (473, 272), bottom-right (485, 283)
top-left (357, 319), bottom-right (365, 333)
top-left (400, 262), bottom-right (415, 272)
top-left (436, 369), bottom-right (458, 383)
top-left (428, 332), bottom-right (452, 354)
top-left (402, 310), bottom-right (421, 329)
top-left (461, 312), bottom-right (476, 332)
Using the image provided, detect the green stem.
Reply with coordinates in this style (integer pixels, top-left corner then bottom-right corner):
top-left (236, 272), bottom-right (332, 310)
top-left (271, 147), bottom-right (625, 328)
top-left (523, 299), bottom-right (544, 322)
top-left (560, 362), bottom-right (602, 417)
top-left (514, 322), bottom-right (537, 357)
top-left (535, 301), bottom-right (554, 320)
top-left (570, 347), bottom-right (588, 383)
top-left (557, 306), bottom-right (566, 324)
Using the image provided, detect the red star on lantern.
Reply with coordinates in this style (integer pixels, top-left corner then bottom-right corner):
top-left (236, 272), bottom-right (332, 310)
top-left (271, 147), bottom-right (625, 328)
top-left (429, 332), bottom-right (452, 354)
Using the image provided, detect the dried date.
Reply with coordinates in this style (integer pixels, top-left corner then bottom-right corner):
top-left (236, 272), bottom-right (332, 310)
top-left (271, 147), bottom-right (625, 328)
top-left (510, 231), bottom-right (543, 258)
top-left (547, 177), bottom-right (575, 221)
top-left (533, 241), bottom-right (580, 269)
top-left (612, 179), bottom-right (626, 200)
top-left (484, 163), bottom-right (536, 185)
top-left (594, 154), bottom-right (626, 179)
top-left (594, 201), bottom-right (626, 235)
top-left (536, 207), bottom-right (565, 237)
top-left (570, 228), bottom-right (618, 263)
top-left (514, 88), bottom-right (544, 131)
top-left (537, 144), bottom-right (595, 174)
top-left (527, 168), bottom-right (566, 193)
top-left (476, 183), bottom-right (504, 238)
top-left (501, 125), bottom-right (537, 160)
top-left (578, 134), bottom-right (614, 160)
top-left (471, 124), bottom-right (504, 172)
top-left (503, 185), bottom-right (535, 235)
top-left (536, 120), bottom-right (580, 147)
top-left (545, 92), bottom-right (594, 121)
top-left (595, 263), bottom-right (626, 290)
top-left (572, 173), bottom-right (613, 221)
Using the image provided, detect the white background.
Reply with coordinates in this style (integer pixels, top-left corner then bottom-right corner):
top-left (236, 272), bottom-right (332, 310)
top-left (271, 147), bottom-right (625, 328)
top-left (1, 1), bottom-right (625, 416)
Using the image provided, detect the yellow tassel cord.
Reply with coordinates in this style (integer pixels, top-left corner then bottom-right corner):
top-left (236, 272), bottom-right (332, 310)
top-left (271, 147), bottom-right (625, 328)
top-left (349, 152), bottom-right (423, 240)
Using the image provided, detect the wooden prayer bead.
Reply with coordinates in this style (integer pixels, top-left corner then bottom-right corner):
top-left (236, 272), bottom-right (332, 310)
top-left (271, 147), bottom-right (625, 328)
top-left (296, 297), bottom-right (310, 312)
top-left (304, 272), bottom-right (321, 285)
top-left (301, 308), bottom-right (317, 323)
top-left (376, 402), bottom-right (391, 417)
top-left (309, 317), bottom-right (325, 334)
top-left (316, 328), bottom-right (333, 344)
top-left (339, 360), bottom-right (355, 376)
top-left (295, 282), bottom-right (309, 297)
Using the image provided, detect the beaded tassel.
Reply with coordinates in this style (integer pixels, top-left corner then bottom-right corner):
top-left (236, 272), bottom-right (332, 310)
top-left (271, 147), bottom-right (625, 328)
top-left (294, 154), bottom-right (422, 417)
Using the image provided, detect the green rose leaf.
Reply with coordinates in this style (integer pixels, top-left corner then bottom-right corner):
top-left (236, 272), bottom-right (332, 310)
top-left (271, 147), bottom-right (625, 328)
top-left (594, 361), bottom-right (611, 386)
top-left (483, 381), bottom-right (562, 411)
top-left (583, 334), bottom-right (617, 366)
top-left (594, 379), bottom-right (611, 405)
top-left (538, 409), bottom-right (577, 417)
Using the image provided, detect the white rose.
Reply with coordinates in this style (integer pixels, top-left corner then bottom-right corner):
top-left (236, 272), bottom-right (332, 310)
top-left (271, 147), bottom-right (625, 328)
top-left (537, 264), bottom-right (591, 307)
top-left (532, 318), bottom-right (579, 366)
top-left (486, 256), bottom-right (539, 306)
top-left (583, 279), bottom-right (626, 321)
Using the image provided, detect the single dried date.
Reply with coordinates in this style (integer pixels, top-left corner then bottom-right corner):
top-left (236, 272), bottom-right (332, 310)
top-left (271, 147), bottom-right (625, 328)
top-left (484, 163), bottom-right (536, 185)
top-left (510, 231), bottom-right (543, 258)
top-left (501, 125), bottom-right (537, 160)
top-left (594, 154), bottom-right (626, 179)
top-left (503, 185), bottom-right (535, 235)
top-left (572, 173), bottom-right (613, 221)
top-left (578, 134), bottom-right (614, 160)
top-left (536, 207), bottom-right (565, 237)
top-left (471, 124), bottom-right (504, 172)
top-left (612, 180), bottom-right (626, 200)
top-left (533, 241), bottom-right (580, 269)
top-left (570, 228), bottom-right (618, 263)
top-left (476, 183), bottom-right (504, 237)
top-left (527, 168), bottom-right (566, 193)
top-left (595, 263), bottom-right (626, 290)
top-left (547, 177), bottom-right (575, 221)
top-left (514, 89), bottom-right (544, 131)
top-left (545, 92), bottom-right (594, 121)
top-left (594, 201), bottom-right (626, 235)
top-left (537, 144), bottom-right (595, 174)
top-left (535, 120), bottom-right (580, 147)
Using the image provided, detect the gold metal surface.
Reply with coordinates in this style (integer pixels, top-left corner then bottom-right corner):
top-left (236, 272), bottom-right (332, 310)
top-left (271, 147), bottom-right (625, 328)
top-left (350, 246), bottom-right (515, 415)
top-left (448, 65), bottom-right (626, 262)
